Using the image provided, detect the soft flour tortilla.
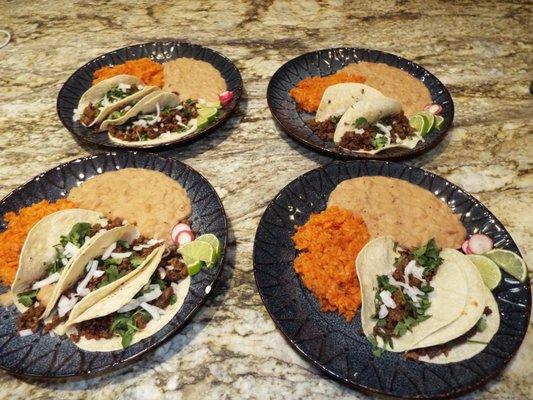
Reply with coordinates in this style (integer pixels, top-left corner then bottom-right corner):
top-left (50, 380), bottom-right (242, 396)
top-left (357, 237), bottom-right (468, 352)
top-left (12, 209), bottom-right (107, 318)
top-left (104, 91), bottom-right (197, 146)
top-left (420, 285), bottom-right (499, 364)
top-left (77, 75), bottom-right (157, 127)
top-left (315, 83), bottom-right (383, 122)
top-left (49, 225), bottom-right (165, 335)
top-left (66, 246), bottom-right (190, 352)
top-left (98, 89), bottom-right (162, 132)
top-left (333, 94), bottom-right (402, 144)
top-left (413, 253), bottom-right (486, 349)
top-left (328, 176), bottom-right (466, 249)
top-left (68, 168), bottom-right (192, 243)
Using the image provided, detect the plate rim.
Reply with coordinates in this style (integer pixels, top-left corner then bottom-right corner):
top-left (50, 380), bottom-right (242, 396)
top-left (252, 159), bottom-right (530, 399)
top-left (266, 47), bottom-right (455, 161)
top-left (0, 151), bottom-right (228, 379)
top-left (56, 40), bottom-right (243, 150)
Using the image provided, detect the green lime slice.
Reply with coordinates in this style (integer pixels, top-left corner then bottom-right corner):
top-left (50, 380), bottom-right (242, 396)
top-left (187, 260), bottom-right (204, 276)
top-left (196, 116), bottom-right (209, 129)
top-left (434, 115), bottom-right (445, 131)
top-left (484, 249), bottom-right (528, 282)
top-left (200, 100), bottom-right (222, 109)
top-left (182, 254), bottom-right (196, 265)
top-left (196, 234), bottom-right (220, 261)
top-left (409, 115), bottom-right (425, 134)
top-left (468, 254), bottom-right (502, 290)
top-left (197, 107), bottom-right (218, 122)
top-left (178, 240), bottom-right (215, 264)
top-left (420, 111), bottom-right (436, 135)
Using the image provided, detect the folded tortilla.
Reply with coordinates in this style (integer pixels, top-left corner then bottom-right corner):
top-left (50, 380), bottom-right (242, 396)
top-left (77, 75), bottom-right (158, 127)
top-left (12, 209), bottom-right (107, 319)
top-left (315, 83), bottom-right (383, 122)
top-left (65, 245), bottom-right (190, 352)
top-left (105, 91), bottom-right (198, 147)
top-left (357, 237), bottom-right (469, 352)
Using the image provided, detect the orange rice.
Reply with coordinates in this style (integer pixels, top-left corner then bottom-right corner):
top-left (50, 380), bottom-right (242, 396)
top-left (93, 58), bottom-right (164, 87)
top-left (289, 70), bottom-right (366, 113)
top-left (0, 199), bottom-right (75, 285)
top-left (293, 206), bottom-right (370, 321)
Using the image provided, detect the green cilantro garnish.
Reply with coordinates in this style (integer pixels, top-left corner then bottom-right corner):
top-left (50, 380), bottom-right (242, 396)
top-left (18, 290), bottom-right (38, 307)
top-left (476, 317), bottom-right (487, 332)
top-left (412, 239), bottom-right (443, 277)
top-left (354, 117), bottom-right (368, 128)
top-left (60, 222), bottom-right (92, 248)
top-left (371, 135), bottom-right (387, 149)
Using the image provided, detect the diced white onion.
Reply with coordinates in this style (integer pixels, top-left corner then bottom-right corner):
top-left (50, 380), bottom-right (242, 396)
top-left (158, 267), bottom-right (166, 279)
top-left (140, 302), bottom-right (165, 320)
top-left (19, 329), bottom-right (33, 337)
top-left (31, 272), bottom-right (60, 290)
top-left (171, 282), bottom-right (180, 295)
top-left (61, 257), bottom-right (69, 266)
top-left (110, 252), bottom-right (132, 259)
top-left (93, 269), bottom-right (105, 278)
top-left (379, 290), bottom-right (396, 309)
top-left (404, 260), bottom-right (425, 282)
top-left (375, 123), bottom-right (391, 134)
top-left (99, 220), bottom-right (108, 227)
top-left (57, 294), bottom-right (79, 317)
top-left (118, 83), bottom-right (131, 91)
top-left (101, 242), bottom-right (117, 260)
top-left (63, 242), bottom-right (79, 258)
top-left (118, 300), bottom-right (140, 313)
top-left (378, 304), bottom-right (389, 319)
top-left (137, 285), bottom-right (162, 303)
top-left (77, 260), bottom-right (98, 296)
top-left (147, 238), bottom-right (163, 245)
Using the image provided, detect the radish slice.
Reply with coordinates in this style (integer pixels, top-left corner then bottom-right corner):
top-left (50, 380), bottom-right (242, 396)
top-left (171, 223), bottom-right (191, 244)
top-left (219, 91), bottom-right (233, 107)
top-left (461, 240), bottom-right (471, 254)
top-left (424, 104), bottom-right (443, 115)
top-left (467, 234), bottom-right (494, 254)
top-left (176, 230), bottom-right (194, 245)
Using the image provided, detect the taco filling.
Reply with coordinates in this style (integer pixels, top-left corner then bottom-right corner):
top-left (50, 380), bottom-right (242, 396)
top-left (70, 246), bottom-right (189, 348)
top-left (15, 218), bottom-right (123, 333)
top-left (369, 239), bottom-right (443, 350)
top-left (80, 83), bottom-right (142, 126)
top-left (108, 100), bottom-right (199, 142)
top-left (339, 113), bottom-right (415, 152)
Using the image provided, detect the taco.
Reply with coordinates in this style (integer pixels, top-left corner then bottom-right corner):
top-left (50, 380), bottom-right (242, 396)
top-left (315, 83), bottom-right (383, 122)
top-left (104, 91), bottom-right (201, 146)
top-left (357, 237), bottom-right (470, 352)
top-left (74, 74), bottom-right (158, 128)
top-left (41, 225), bottom-right (166, 335)
top-left (65, 243), bottom-right (191, 351)
top-left (333, 92), bottom-right (422, 154)
top-left (12, 209), bottom-right (113, 332)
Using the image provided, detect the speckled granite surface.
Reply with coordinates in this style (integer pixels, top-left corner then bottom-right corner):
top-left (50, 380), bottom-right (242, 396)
top-left (0, 1), bottom-right (532, 399)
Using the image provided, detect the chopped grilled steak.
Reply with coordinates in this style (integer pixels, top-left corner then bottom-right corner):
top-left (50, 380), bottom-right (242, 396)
top-left (76, 314), bottom-right (115, 340)
top-left (80, 104), bottom-right (98, 126)
top-left (307, 117), bottom-right (338, 141)
top-left (134, 313), bottom-right (148, 330)
top-left (153, 287), bottom-right (174, 309)
top-left (339, 128), bottom-right (375, 151)
top-left (69, 333), bottom-right (80, 343)
top-left (384, 112), bottom-right (414, 143)
top-left (44, 314), bottom-right (68, 332)
top-left (16, 304), bottom-right (45, 332)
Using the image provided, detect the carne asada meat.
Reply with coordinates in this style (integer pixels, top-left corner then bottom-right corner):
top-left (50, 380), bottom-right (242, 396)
top-left (16, 304), bottom-right (45, 333)
top-left (307, 117), bottom-right (338, 141)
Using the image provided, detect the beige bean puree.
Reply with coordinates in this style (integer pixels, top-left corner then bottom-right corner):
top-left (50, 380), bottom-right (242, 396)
top-left (68, 168), bottom-right (191, 243)
top-left (163, 58), bottom-right (227, 102)
top-left (342, 62), bottom-right (431, 116)
top-left (328, 176), bottom-right (466, 249)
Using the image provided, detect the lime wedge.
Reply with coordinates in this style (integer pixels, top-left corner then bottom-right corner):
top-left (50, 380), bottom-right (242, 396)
top-left (420, 111), bottom-right (436, 135)
top-left (409, 115), bottom-right (426, 134)
top-left (182, 254), bottom-right (196, 265)
top-left (200, 100), bottom-right (222, 109)
top-left (196, 234), bottom-right (220, 261)
top-left (468, 254), bottom-right (502, 289)
top-left (197, 107), bottom-right (218, 121)
top-left (434, 115), bottom-right (445, 131)
top-left (196, 116), bottom-right (209, 129)
top-left (178, 240), bottom-right (215, 264)
top-left (187, 260), bottom-right (203, 276)
top-left (484, 249), bottom-right (528, 282)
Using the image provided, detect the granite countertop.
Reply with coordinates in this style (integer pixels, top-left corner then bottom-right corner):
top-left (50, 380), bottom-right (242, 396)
top-left (1, 1), bottom-right (531, 399)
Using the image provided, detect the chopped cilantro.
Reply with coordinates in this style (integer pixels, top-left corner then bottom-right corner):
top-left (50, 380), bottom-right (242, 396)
top-left (60, 222), bottom-right (92, 248)
top-left (97, 265), bottom-right (122, 288)
top-left (110, 309), bottom-right (151, 348)
top-left (131, 257), bottom-right (144, 268)
top-left (117, 240), bottom-right (130, 250)
top-left (371, 135), bottom-right (388, 149)
top-left (368, 335), bottom-right (384, 357)
top-left (354, 117), bottom-right (368, 128)
top-left (169, 294), bottom-right (177, 305)
top-left (476, 317), bottom-right (487, 332)
top-left (412, 239), bottom-right (443, 277)
top-left (18, 290), bottom-right (38, 307)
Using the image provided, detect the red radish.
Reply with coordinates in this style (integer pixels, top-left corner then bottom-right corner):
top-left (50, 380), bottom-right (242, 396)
top-left (461, 240), bottom-right (472, 254)
top-left (171, 223), bottom-right (191, 244)
top-left (176, 230), bottom-right (194, 245)
top-left (424, 104), bottom-right (443, 115)
top-left (219, 91), bottom-right (233, 107)
top-left (467, 234), bottom-right (494, 254)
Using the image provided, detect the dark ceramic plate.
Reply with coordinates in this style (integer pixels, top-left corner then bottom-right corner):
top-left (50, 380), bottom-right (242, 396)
top-left (267, 48), bottom-right (454, 160)
top-left (57, 41), bottom-right (243, 150)
top-left (253, 160), bottom-right (530, 398)
top-left (0, 152), bottom-right (228, 379)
